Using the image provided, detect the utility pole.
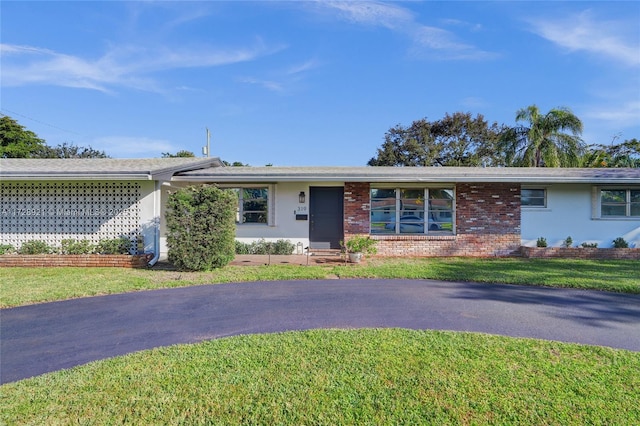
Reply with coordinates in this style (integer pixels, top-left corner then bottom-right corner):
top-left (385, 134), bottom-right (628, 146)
top-left (202, 127), bottom-right (211, 157)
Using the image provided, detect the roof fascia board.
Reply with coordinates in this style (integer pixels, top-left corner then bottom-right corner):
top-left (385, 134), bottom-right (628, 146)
top-left (151, 158), bottom-right (224, 181)
top-left (172, 175), bottom-right (640, 185)
top-left (2, 174), bottom-right (153, 181)
top-left (0, 158), bottom-right (224, 181)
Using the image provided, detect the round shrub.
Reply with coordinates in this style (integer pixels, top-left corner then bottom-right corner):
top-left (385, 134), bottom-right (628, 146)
top-left (61, 239), bottom-right (96, 255)
top-left (612, 237), bottom-right (629, 249)
top-left (18, 240), bottom-right (52, 254)
top-left (96, 237), bottom-right (132, 254)
top-left (0, 244), bottom-right (15, 255)
top-left (271, 239), bottom-right (295, 255)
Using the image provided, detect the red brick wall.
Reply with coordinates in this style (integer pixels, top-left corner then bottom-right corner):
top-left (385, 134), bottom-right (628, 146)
top-left (342, 181), bottom-right (522, 257)
top-left (0, 254), bottom-right (151, 268)
top-left (344, 182), bottom-right (370, 235)
top-left (373, 234), bottom-right (521, 257)
top-left (521, 247), bottom-right (640, 260)
top-left (456, 183), bottom-right (520, 234)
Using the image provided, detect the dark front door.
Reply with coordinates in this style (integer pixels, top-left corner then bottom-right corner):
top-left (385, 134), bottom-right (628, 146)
top-left (309, 187), bottom-right (344, 249)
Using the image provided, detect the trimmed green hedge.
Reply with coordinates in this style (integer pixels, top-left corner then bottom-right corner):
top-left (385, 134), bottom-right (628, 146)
top-left (235, 239), bottom-right (295, 255)
top-left (166, 185), bottom-right (237, 271)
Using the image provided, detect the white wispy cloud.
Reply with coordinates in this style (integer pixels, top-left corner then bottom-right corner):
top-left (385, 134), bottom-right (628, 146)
top-left (308, 1), bottom-right (495, 60)
top-left (92, 136), bottom-right (177, 157)
top-left (527, 10), bottom-right (640, 67)
top-left (236, 76), bottom-right (284, 92)
top-left (410, 26), bottom-right (496, 60)
top-left (440, 19), bottom-right (483, 32)
top-left (319, 0), bottom-right (413, 30)
top-left (583, 100), bottom-right (640, 127)
top-left (286, 58), bottom-right (321, 76)
top-left (0, 40), bottom-right (284, 93)
top-left (237, 58), bottom-right (320, 93)
top-left (460, 97), bottom-right (489, 109)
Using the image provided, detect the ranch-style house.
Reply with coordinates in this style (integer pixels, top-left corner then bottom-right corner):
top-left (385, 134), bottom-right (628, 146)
top-left (1, 158), bottom-right (638, 265)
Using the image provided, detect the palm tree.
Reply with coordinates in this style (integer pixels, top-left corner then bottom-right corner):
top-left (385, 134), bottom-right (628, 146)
top-left (500, 105), bottom-right (585, 167)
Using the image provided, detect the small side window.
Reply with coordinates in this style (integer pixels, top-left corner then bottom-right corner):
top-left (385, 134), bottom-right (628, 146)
top-left (230, 187), bottom-right (269, 225)
top-left (521, 189), bottom-right (546, 207)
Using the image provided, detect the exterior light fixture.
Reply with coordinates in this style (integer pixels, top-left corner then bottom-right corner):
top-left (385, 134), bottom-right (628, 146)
top-left (299, 191), bottom-right (306, 203)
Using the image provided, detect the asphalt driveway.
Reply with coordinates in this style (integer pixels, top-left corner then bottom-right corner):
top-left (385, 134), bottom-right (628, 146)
top-left (2, 279), bottom-right (639, 384)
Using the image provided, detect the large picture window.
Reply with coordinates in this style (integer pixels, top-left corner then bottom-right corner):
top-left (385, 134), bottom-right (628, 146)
top-left (600, 189), bottom-right (640, 218)
top-left (370, 187), bottom-right (454, 235)
top-left (233, 187), bottom-right (268, 224)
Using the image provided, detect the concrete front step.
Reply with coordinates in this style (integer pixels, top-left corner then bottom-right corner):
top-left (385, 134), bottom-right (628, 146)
top-left (308, 249), bottom-right (343, 257)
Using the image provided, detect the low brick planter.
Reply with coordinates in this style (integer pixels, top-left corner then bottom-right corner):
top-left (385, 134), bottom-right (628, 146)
top-left (520, 247), bottom-right (640, 260)
top-left (373, 234), bottom-right (521, 257)
top-left (0, 254), bottom-right (152, 268)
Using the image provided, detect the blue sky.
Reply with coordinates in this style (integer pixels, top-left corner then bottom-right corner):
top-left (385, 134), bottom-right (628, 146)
top-left (2, 1), bottom-right (639, 166)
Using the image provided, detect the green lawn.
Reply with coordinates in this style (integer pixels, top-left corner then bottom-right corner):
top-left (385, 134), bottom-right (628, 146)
top-left (1, 258), bottom-right (639, 308)
top-left (2, 329), bottom-right (638, 425)
top-left (2, 260), bottom-right (639, 424)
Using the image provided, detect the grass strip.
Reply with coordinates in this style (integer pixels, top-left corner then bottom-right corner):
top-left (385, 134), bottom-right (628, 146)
top-left (2, 329), bottom-right (638, 425)
top-left (338, 258), bottom-right (640, 293)
top-left (1, 258), bottom-right (638, 308)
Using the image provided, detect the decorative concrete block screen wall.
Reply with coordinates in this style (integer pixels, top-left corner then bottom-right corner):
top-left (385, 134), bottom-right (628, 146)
top-left (0, 181), bottom-right (142, 251)
top-left (344, 182), bottom-right (521, 257)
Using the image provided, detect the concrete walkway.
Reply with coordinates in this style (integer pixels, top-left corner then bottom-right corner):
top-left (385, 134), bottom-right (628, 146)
top-left (2, 279), bottom-right (639, 384)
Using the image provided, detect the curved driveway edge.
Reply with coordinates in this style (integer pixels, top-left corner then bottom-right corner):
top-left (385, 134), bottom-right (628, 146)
top-left (2, 279), bottom-right (639, 384)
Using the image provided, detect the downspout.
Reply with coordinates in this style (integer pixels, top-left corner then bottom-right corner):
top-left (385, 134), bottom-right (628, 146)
top-left (147, 180), bottom-right (161, 267)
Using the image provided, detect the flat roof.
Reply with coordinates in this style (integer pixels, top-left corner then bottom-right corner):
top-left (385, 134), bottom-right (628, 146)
top-left (0, 158), bottom-right (224, 180)
top-left (174, 166), bottom-right (640, 184)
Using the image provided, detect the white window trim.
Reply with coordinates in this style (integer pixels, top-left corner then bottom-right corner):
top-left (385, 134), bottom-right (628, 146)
top-left (521, 186), bottom-right (548, 209)
top-left (593, 186), bottom-right (640, 220)
top-left (219, 184), bottom-right (275, 226)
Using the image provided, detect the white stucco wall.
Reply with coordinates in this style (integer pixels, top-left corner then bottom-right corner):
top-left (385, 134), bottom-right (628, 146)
top-left (159, 181), bottom-right (344, 258)
top-left (137, 181), bottom-right (159, 255)
top-left (521, 184), bottom-right (640, 248)
top-left (234, 181), bottom-right (346, 252)
top-left (234, 181), bottom-right (311, 250)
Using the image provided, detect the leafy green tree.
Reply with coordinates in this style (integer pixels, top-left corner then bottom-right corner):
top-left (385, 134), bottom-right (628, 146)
top-left (582, 138), bottom-right (639, 168)
top-left (162, 150), bottom-right (196, 158)
top-left (500, 105), bottom-right (585, 167)
top-left (368, 112), bottom-right (504, 167)
top-left (430, 112), bottom-right (505, 166)
top-left (166, 185), bottom-right (237, 271)
top-left (0, 115), bottom-right (47, 158)
top-left (368, 119), bottom-right (436, 166)
top-left (223, 160), bottom-right (250, 166)
top-left (37, 142), bottom-right (109, 158)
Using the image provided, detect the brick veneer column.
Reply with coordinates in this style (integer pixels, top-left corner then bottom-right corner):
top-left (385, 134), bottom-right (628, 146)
top-left (344, 182), bottom-right (370, 235)
top-left (456, 183), bottom-right (521, 234)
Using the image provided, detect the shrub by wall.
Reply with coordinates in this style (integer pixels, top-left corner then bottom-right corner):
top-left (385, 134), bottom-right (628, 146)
top-left (235, 239), bottom-right (295, 255)
top-left (166, 185), bottom-right (237, 271)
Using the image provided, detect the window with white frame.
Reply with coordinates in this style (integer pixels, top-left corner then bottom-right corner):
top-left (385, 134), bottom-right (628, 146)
top-left (231, 187), bottom-right (269, 224)
top-left (521, 188), bottom-right (546, 207)
top-left (600, 188), bottom-right (640, 218)
top-left (370, 187), bottom-right (454, 235)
